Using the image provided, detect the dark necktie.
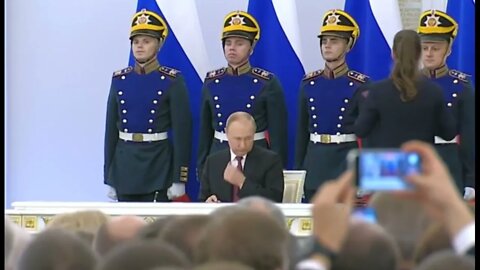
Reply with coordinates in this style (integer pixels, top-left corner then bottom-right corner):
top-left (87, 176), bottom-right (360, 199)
top-left (232, 156), bottom-right (243, 202)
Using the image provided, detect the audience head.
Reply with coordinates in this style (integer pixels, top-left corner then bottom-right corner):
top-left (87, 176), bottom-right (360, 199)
top-left (159, 215), bottom-right (211, 261)
top-left (47, 210), bottom-right (109, 245)
top-left (237, 196), bottom-right (286, 227)
top-left (5, 217), bottom-right (31, 270)
top-left (413, 222), bottom-right (452, 264)
top-left (414, 250), bottom-right (474, 270)
top-left (331, 219), bottom-right (400, 270)
top-left (93, 215), bottom-right (147, 256)
top-left (369, 192), bottom-right (431, 266)
top-left (196, 208), bottom-right (289, 270)
top-left (98, 240), bottom-right (190, 270)
top-left (193, 261), bottom-right (255, 270)
top-left (18, 228), bottom-right (97, 270)
top-left (136, 216), bottom-right (176, 240)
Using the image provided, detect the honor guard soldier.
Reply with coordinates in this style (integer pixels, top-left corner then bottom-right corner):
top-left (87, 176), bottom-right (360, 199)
top-left (104, 9), bottom-right (192, 202)
top-left (418, 10), bottom-right (475, 200)
top-left (197, 11), bottom-right (288, 180)
top-left (295, 9), bottom-right (370, 201)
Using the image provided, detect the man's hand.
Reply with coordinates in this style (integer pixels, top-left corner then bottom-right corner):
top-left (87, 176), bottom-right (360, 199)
top-left (311, 170), bottom-right (356, 253)
top-left (167, 183), bottom-right (185, 200)
top-left (205, 195), bottom-right (221, 203)
top-left (398, 140), bottom-right (474, 239)
top-left (223, 162), bottom-right (246, 188)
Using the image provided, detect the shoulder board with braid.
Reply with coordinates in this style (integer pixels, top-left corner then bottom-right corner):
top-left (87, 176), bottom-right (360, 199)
top-left (251, 67), bottom-right (273, 80)
top-left (205, 67), bottom-right (226, 80)
top-left (159, 66), bottom-right (181, 78)
top-left (112, 66), bottom-right (133, 77)
top-left (449, 69), bottom-right (470, 83)
top-left (347, 70), bottom-right (369, 84)
top-left (303, 69), bottom-right (323, 81)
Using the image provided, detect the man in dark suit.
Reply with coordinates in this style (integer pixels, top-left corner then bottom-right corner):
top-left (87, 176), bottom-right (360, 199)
top-left (200, 111), bottom-right (284, 203)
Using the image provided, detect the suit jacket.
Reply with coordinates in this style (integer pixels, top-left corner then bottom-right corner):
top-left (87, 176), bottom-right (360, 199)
top-left (200, 145), bottom-right (284, 202)
top-left (354, 78), bottom-right (456, 148)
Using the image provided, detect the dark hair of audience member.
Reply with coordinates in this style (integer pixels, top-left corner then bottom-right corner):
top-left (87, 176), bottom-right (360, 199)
top-left (136, 216), bottom-right (177, 240)
top-left (193, 261), bottom-right (255, 270)
top-left (159, 215), bottom-right (211, 261)
top-left (98, 239), bottom-right (190, 270)
top-left (331, 220), bottom-right (400, 270)
top-left (414, 250), bottom-right (474, 270)
top-left (17, 228), bottom-right (97, 270)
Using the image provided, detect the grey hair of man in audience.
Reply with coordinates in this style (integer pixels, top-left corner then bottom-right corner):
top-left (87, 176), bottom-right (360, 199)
top-left (237, 196), bottom-right (303, 269)
top-left (237, 196), bottom-right (286, 227)
top-left (414, 250), bottom-right (475, 270)
top-left (5, 217), bottom-right (31, 270)
top-left (17, 228), bottom-right (97, 270)
top-left (98, 239), bottom-right (190, 270)
top-left (331, 219), bottom-right (401, 270)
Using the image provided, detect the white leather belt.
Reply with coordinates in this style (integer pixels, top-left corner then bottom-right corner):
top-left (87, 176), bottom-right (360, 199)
top-left (214, 130), bottom-right (266, 142)
top-left (310, 133), bottom-right (357, 144)
top-left (119, 131), bottom-right (168, 142)
top-left (434, 135), bottom-right (459, 144)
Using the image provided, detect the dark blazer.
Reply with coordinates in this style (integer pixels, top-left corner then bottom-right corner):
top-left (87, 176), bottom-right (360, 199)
top-left (354, 78), bottom-right (456, 148)
top-left (200, 145), bottom-right (284, 202)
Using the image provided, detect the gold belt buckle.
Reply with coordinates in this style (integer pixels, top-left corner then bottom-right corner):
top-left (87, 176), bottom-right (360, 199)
top-left (132, 133), bottom-right (144, 142)
top-left (320, 134), bottom-right (331, 143)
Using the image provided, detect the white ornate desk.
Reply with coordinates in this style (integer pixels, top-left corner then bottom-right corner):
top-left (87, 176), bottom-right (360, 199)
top-left (5, 202), bottom-right (314, 236)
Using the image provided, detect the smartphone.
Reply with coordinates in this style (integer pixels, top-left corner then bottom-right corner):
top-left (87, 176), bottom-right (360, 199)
top-left (347, 149), bottom-right (421, 191)
top-left (352, 207), bottom-right (377, 224)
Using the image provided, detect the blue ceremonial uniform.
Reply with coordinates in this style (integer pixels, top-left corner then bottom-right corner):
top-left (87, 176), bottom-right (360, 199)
top-left (423, 66), bottom-right (475, 192)
top-left (104, 60), bottom-right (192, 197)
top-left (197, 63), bottom-right (288, 179)
top-left (295, 63), bottom-right (370, 200)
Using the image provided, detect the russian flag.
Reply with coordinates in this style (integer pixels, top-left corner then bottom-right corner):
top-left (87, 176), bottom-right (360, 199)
top-left (133, 0), bottom-right (210, 201)
top-left (344, 0), bottom-right (403, 81)
top-left (247, 0), bottom-right (305, 169)
top-left (446, 0), bottom-right (475, 86)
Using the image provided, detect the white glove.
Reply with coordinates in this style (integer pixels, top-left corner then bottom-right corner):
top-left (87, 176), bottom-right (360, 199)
top-left (107, 185), bottom-right (117, 201)
top-left (167, 183), bottom-right (185, 200)
top-left (463, 187), bottom-right (475, 200)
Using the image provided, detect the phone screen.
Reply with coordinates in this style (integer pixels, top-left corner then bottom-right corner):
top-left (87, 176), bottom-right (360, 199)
top-left (357, 150), bottom-right (421, 191)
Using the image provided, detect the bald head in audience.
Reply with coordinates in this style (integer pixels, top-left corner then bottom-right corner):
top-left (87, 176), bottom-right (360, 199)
top-left (93, 215), bottom-right (147, 256)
